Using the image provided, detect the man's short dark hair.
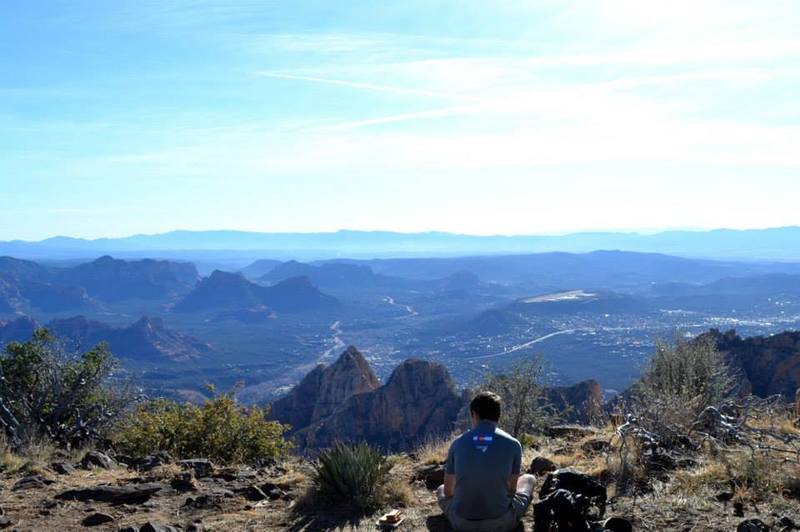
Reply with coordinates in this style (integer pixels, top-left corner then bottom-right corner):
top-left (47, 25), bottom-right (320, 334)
top-left (470, 391), bottom-right (502, 422)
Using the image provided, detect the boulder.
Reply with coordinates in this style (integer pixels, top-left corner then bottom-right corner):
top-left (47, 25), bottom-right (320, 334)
top-left (183, 489), bottom-right (234, 510)
top-left (57, 483), bottom-right (163, 504)
top-left (414, 464), bottom-right (445, 490)
top-left (13, 475), bottom-right (54, 490)
top-left (81, 451), bottom-right (115, 470)
top-left (133, 451), bottom-right (173, 471)
top-left (180, 459), bottom-right (214, 478)
top-left (602, 517), bottom-right (633, 532)
top-left (50, 462), bottom-right (76, 475)
top-left (169, 472), bottom-right (197, 493)
top-left (0, 516), bottom-right (12, 529)
top-left (241, 485), bottom-right (268, 501)
top-left (212, 466), bottom-right (257, 481)
top-left (268, 487), bottom-right (290, 500)
top-left (537, 469), bottom-right (608, 529)
top-left (737, 519), bottom-right (770, 532)
top-left (528, 456), bottom-right (557, 476)
top-left (260, 482), bottom-right (291, 500)
top-left (140, 524), bottom-right (179, 532)
top-left (83, 512), bottom-right (115, 527)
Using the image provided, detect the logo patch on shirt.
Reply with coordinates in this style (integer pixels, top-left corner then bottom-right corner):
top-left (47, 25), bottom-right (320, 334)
top-left (472, 433), bottom-right (493, 453)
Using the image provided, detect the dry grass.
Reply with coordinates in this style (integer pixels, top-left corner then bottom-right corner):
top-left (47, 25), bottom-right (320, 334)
top-left (0, 436), bottom-right (80, 476)
top-left (272, 458), bottom-right (313, 490)
top-left (671, 459), bottom-right (729, 496)
top-left (414, 435), bottom-right (451, 466)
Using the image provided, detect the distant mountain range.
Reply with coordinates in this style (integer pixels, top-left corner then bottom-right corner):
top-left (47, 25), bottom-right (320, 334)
top-left (328, 250), bottom-right (800, 289)
top-left (3, 227), bottom-right (800, 261)
top-left (0, 315), bottom-right (212, 363)
top-left (0, 256), bottom-right (197, 312)
top-left (174, 270), bottom-right (338, 314)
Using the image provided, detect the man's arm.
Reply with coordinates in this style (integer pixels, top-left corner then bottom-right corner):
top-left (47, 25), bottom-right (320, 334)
top-left (507, 474), bottom-right (519, 492)
top-left (444, 473), bottom-right (456, 497)
top-left (444, 440), bottom-right (456, 497)
top-left (508, 440), bottom-right (522, 492)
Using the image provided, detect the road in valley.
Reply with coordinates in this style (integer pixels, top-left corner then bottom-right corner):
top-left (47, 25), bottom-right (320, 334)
top-left (468, 329), bottom-right (578, 360)
top-left (382, 296), bottom-right (418, 317)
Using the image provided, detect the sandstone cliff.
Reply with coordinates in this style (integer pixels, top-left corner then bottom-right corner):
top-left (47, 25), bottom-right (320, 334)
top-left (270, 346), bottom-right (379, 433)
top-left (544, 379), bottom-right (604, 423)
top-left (700, 328), bottom-right (800, 398)
top-left (296, 358), bottom-right (463, 452)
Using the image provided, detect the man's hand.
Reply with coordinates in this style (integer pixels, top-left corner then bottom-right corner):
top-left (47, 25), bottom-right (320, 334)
top-left (508, 474), bottom-right (519, 493)
top-left (444, 473), bottom-right (456, 498)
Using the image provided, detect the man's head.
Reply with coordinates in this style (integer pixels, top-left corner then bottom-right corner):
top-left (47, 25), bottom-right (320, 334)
top-left (470, 391), bottom-right (502, 426)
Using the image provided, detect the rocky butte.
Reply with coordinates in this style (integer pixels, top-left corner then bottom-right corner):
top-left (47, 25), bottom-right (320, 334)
top-left (270, 346), bottom-right (603, 453)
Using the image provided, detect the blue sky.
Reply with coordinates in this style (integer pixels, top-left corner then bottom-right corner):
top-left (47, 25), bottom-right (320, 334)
top-left (1, 0), bottom-right (799, 240)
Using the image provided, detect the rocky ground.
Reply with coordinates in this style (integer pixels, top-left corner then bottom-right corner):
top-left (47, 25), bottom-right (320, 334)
top-left (1, 424), bottom-right (799, 531)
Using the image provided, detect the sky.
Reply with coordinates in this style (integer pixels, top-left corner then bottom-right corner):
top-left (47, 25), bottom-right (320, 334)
top-left (1, 0), bottom-right (799, 241)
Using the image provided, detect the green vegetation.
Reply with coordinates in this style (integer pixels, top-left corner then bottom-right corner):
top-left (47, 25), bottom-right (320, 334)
top-left (0, 329), bottom-right (126, 450)
top-left (114, 387), bottom-right (291, 465)
top-left (482, 354), bottom-right (554, 438)
top-left (312, 442), bottom-right (394, 511)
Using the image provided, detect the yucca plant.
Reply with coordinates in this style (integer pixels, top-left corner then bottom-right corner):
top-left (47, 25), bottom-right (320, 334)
top-left (312, 442), bottom-right (393, 510)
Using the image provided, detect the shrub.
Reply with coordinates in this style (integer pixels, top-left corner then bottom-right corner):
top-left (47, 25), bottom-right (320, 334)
top-left (482, 355), bottom-right (555, 437)
top-left (312, 442), bottom-right (393, 511)
top-left (0, 329), bottom-right (127, 450)
top-left (114, 389), bottom-right (291, 465)
top-left (631, 335), bottom-right (734, 447)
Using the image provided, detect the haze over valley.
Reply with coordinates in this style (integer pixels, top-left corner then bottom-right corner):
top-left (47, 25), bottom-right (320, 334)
top-left (3, 231), bottom-right (800, 404)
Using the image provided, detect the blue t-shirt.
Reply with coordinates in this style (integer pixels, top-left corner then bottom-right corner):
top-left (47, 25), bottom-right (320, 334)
top-left (445, 420), bottom-right (522, 520)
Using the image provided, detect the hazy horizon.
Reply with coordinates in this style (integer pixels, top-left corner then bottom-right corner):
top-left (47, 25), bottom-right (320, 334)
top-left (5, 224), bottom-right (800, 244)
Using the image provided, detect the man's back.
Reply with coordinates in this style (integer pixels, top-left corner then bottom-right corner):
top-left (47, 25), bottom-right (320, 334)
top-left (446, 420), bottom-right (522, 520)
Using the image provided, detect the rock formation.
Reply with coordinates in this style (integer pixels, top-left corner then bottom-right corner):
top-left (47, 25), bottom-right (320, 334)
top-left (0, 255), bottom-right (196, 310)
top-left (294, 357), bottom-right (464, 452)
top-left (545, 379), bottom-right (605, 424)
top-left (699, 329), bottom-right (800, 399)
top-left (270, 346), bottom-right (379, 432)
top-left (174, 270), bottom-right (266, 312)
top-left (47, 315), bottom-right (212, 362)
top-left (58, 255), bottom-right (199, 302)
top-left (260, 275), bottom-right (339, 312)
top-left (175, 271), bottom-right (337, 313)
top-left (0, 315), bottom-right (39, 344)
top-left (260, 261), bottom-right (382, 290)
top-left (273, 346), bottom-right (606, 452)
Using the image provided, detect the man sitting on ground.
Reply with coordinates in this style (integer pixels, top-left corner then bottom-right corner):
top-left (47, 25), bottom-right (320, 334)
top-left (437, 391), bottom-right (535, 531)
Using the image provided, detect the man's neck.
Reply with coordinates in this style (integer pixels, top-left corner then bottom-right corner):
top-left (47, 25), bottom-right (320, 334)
top-left (474, 419), bottom-right (497, 431)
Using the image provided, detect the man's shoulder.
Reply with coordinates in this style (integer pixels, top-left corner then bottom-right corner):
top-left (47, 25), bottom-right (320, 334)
top-left (452, 429), bottom-right (474, 446)
top-left (494, 427), bottom-right (522, 449)
top-left (452, 426), bottom-right (520, 449)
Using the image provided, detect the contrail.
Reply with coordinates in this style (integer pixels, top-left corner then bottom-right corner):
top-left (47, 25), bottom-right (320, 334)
top-left (319, 105), bottom-right (472, 131)
top-left (258, 71), bottom-right (480, 102)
